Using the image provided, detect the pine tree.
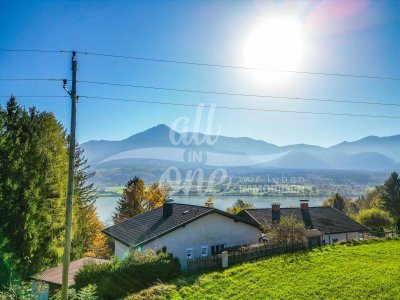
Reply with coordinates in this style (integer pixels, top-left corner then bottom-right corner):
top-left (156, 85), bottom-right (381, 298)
top-left (323, 193), bottom-right (346, 212)
top-left (113, 177), bottom-right (145, 224)
top-left (378, 172), bottom-right (400, 232)
top-left (71, 145), bottom-right (111, 259)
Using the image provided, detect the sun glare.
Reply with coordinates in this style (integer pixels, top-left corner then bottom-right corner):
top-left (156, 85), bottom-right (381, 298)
top-left (243, 17), bottom-right (306, 86)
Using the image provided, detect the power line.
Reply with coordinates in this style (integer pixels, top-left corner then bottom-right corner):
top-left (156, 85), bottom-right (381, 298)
top-left (1, 92), bottom-right (398, 119)
top-left (0, 78), bottom-right (65, 82)
top-left (1, 48), bottom-right (399, 82)
top-left (74, 51), bottom-right (400, 82)
top-left (0, 49), bottom-right (70, 54)
top-left (0, 95), bottom-right (68, 98)
top-left (78, 80), bottom-right (400, 108)
top-left (1, 77), bottom-right (399, 108)
top-left (79, 95), bottom-right (400, 119)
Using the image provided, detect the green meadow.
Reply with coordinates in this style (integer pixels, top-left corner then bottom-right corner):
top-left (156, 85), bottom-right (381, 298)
top-left (127, 239), bottom-right (400, 300)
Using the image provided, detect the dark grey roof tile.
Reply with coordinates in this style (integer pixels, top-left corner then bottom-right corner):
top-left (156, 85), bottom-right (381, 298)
top-left (239, 207), bottom-right (368, 234)
top-left (103, 203), bottom-right (258, 247)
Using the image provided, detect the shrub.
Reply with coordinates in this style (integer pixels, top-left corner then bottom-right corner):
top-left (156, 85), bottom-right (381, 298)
top-left (225, 199), bottom-right (255, 214)
top-left (75, 284), bottom-right (99, 300)
top-left (358, 208), bottom-right (393, 232)
top-left (124, 284), bottom-right (176, 300)
top-left (261, 214), bottom-right (305, 244)
top-left (75, 251), bottom-right (180, 299)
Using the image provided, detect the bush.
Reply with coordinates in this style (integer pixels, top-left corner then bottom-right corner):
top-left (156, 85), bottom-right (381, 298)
top-left (75, 251), bottom-right (180, 299)
top-left (358, 208), bottom-right (393, 232)
top-left (124, 284), bottom-right (176, 300)
top-left (0, 280), bottom-right (48, 300)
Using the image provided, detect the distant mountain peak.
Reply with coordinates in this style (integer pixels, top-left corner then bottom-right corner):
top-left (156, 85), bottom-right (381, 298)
top-left (81, 124), bottom-right (400, 170)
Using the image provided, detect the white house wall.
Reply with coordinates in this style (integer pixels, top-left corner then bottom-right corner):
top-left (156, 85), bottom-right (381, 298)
top-left (142, 213), bottom-right (261, 268)
top-left (322, 232), bottom-right (362, 245)
top-left (115, 240), bottom-right (129, 258)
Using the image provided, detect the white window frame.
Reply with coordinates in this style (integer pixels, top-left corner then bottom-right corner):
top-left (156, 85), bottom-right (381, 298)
top-left (201, 245), bottom-right (208, 257)
top-left (186, 248), bottom-right (193, 260)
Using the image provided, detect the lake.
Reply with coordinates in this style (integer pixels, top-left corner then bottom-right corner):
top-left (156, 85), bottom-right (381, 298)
top-left (94, 195), bottom-right (326, 224)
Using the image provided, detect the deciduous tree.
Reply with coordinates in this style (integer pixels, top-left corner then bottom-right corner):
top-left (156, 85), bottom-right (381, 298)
top-left (261, 214), bottom-right (305, 244)
top-left (358, 208), bottom-right (392, 232)
top-left (226, 199), bottom-right (255, 214)
top-left (145, 182), bottom-right (169, 210)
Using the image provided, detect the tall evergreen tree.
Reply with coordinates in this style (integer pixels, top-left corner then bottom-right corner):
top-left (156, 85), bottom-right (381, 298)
top-left (323, 193), bottom-right (346, 213)
top-left (332, 193), bottom-right (346, 212)
top-left (72, 145), bottom-right (111, 259)
top-left (378, 172), bottom-right (400, 232)
top-left (0, 97), bottom-right (68, 284)
top-left (0, 97), bottom-right (110, 287)
top-left (113, 177), bottom-right (145, 224)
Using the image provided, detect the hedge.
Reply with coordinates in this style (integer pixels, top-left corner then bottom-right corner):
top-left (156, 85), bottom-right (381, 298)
top-left (74, 251), bottom-right (180, 299)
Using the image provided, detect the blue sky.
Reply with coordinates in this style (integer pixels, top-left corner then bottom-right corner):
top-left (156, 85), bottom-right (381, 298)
top-left (0, 0), bottom-right (399, 147)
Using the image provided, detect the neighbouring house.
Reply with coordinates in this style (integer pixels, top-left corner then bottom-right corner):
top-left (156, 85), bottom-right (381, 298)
top-left (238, 200), bottom-right (369, 246)
top-left (102, 199), bottom-right (262, 268)
top-left (31, 257), bottom-right (109, 290)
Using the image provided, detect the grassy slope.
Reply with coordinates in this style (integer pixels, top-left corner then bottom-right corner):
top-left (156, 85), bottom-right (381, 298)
top-left (128, 239), bottom-right (400, 300)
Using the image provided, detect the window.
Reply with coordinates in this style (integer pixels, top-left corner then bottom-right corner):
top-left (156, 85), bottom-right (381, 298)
top-left (211, 244), bottom-right (225, 254)
top-left (186, 248), bottom-right (193, 260)
top-left (201, 245), bottom-right (208, 257)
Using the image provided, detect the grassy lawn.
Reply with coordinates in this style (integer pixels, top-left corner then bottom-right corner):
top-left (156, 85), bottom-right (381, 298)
top-left (127, 239), bottom-right (400, 300)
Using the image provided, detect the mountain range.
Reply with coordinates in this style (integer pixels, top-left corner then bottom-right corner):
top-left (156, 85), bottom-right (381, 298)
top-left (82, 124), bottom-right (400, 172)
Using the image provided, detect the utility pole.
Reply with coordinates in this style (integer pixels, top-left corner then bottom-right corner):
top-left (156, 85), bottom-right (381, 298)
top-left (61, 51), bottom-right (77, 300)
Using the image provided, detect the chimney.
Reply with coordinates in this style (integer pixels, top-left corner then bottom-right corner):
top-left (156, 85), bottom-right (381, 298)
top-left (300, 199), bottom-right (309, 211)
top-left (272, 202), bottom-right (280, 223)
top-left (163, 198), bottom-right (174, 218)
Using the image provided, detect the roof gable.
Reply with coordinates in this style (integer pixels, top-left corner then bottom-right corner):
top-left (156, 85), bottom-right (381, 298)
top-left (103, 203), bottom-right (258, 247)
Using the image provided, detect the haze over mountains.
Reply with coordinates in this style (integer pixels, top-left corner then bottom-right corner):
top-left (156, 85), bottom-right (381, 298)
top-left (82, 124), bottom-right (400, 172)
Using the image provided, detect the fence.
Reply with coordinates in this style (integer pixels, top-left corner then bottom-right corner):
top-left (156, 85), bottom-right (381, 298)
top-left (187, 242), bottom-right (306, 272)
top-left (228, 242), bottom-right (306, 266)
top-left (187, 253), bottom-right (222, 273)
top-left (365, 231), bottom-right (398, 239)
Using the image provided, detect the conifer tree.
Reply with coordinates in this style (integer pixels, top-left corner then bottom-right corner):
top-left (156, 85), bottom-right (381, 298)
top-left (0, 97), bottom-right (110, 286)
top-left (0, 97), bottom-right (68, 283)
top-left (72, 145), bottom-right (111, 259)
top-left (113, 177), bottom-right (146, 224)
top-left (378, 172), bottom-right (400, 232)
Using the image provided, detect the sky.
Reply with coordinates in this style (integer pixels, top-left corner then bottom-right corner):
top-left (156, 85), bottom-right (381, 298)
top-left (0, 0), bottom-right (400, 147)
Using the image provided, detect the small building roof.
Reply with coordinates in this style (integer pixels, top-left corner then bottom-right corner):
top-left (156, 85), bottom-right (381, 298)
top-left (31, 257), bottom-right (109, 287)
top-left (102, 203), bottom-right (259, 247)
top-left (238, 206), bottom-right (369, 234)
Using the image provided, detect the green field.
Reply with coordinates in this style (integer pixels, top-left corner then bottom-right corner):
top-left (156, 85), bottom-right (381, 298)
top-left (128, 239), bottom-right (400, 300)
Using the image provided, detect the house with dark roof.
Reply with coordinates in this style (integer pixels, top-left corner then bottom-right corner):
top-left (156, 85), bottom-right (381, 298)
top-left (102, 199), bottom-right (262, 268)
top-left (238, 200), bottom-right (369, 245)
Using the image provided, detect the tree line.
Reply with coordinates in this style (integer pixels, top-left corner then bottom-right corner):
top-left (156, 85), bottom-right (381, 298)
top-left (323, 172), bottom-right (400, 233)
top-left (0, 97), bottom-right (110, 288)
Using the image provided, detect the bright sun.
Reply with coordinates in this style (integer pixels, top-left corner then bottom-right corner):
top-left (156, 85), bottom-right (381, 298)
top-left (243, 17), bottom-right (306, 86)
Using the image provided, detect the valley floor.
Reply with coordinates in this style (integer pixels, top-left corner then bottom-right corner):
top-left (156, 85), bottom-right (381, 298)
top-left (127, 239), bottom-right (400, 300)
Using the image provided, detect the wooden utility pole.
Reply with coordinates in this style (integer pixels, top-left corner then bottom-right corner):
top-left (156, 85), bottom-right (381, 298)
top-left (61, 51), bottom-right (77, 300)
